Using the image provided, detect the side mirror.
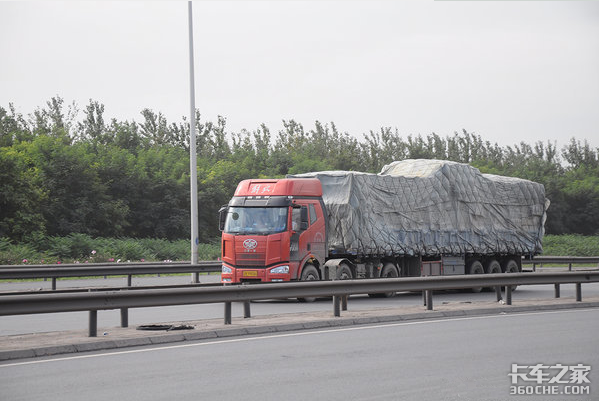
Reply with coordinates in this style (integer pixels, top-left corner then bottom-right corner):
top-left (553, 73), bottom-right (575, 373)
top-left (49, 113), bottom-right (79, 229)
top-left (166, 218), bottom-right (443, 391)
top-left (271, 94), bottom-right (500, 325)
top-left (300, 206), bottom-right (309, 231)
top-left (218, 206), bottom-right (228, 231)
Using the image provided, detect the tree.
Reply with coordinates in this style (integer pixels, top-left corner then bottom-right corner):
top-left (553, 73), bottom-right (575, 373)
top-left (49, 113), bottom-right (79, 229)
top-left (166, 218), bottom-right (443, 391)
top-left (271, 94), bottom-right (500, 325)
top-left (27, 136), bottom-right (126, 236)
top-left (76, 100), bottom-right (106, 143)
top-left (0, 104), bottom-right (32, 147)
top-left (2, 97), bottom-right (598, 239)
top-left (0, 145), bottom-right (47, 240)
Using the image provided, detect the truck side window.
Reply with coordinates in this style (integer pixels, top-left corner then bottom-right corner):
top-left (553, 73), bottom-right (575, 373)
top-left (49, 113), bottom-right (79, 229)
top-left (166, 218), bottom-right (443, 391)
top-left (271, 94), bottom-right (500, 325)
top-left (292, 207), bottom-right (301, 231)
top-left (292, 205), bottom-right (310, 231)
top-left (309, 204), bottom-right (317, 225)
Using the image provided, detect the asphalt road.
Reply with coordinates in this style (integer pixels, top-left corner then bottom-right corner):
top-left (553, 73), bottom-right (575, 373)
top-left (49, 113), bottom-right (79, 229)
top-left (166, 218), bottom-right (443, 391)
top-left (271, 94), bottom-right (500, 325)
top-left (1, 308), bottom-right (597, 401)
top-left (1, 275), bottom-right (599, 336)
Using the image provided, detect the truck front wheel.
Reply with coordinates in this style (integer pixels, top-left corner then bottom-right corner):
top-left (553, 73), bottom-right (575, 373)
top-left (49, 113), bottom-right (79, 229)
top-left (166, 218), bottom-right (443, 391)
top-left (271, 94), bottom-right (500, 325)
top-left (298, 264), bottom-right (320, 303)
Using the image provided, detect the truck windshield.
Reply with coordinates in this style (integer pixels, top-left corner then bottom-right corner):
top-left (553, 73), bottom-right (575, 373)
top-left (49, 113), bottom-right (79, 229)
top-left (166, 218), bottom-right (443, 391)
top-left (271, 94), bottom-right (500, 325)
top-left (224, 207), bottom-right (288, 235)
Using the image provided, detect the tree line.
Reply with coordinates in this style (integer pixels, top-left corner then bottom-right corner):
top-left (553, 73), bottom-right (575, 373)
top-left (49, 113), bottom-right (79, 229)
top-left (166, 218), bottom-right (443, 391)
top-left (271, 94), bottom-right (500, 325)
top-left (1, 97), bottom-right (598, 243)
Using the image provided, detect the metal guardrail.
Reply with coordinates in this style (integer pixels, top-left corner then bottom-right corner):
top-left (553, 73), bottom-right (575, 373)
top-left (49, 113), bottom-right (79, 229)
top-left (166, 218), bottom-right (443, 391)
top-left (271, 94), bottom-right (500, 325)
top-left (522, 256), bottom-right (599, 264)
top-left (0, 262), bottom-right (222, 289)
top-left (1, 256), bottom-right (597, 287)
top-left (1, 271), bottom-right (597, 337)
top-left (521, 256), bottom-right (599, 272)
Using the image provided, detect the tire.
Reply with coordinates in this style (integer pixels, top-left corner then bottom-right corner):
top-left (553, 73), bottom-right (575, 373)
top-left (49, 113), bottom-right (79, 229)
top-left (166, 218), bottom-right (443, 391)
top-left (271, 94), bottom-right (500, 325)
top-left (298, 264), bottom-right (319, 303)
top-left (503, 259), bottom-right (519, 292)
top-left (467, 260), bottom-right (484, 293)
top-left (484, 259), bottom-right (502, 292)
top-left (503, 259), bottom-right (519, 273)
top-left (369, 263), bottom-right (398, 298)
top-left (336, 263), bottom-right (353, 280)
top-left (485, 259), bottom-right (501, 274)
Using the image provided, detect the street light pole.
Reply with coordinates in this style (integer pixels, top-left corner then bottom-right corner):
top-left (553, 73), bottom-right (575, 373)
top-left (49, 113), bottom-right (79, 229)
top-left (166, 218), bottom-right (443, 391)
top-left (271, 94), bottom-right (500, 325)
top-left (188, 1), bottom-right (199, 281)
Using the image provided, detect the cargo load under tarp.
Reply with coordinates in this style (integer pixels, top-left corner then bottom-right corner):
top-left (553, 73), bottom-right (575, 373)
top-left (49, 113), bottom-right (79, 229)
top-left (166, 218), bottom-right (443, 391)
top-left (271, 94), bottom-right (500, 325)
top-left (290, 159), bottom-right (549, 257)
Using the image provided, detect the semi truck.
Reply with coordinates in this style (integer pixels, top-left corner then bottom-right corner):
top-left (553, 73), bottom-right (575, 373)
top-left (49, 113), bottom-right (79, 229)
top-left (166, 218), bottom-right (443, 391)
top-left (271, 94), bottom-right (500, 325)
top-left (219, 159), bottom-right (549, 293)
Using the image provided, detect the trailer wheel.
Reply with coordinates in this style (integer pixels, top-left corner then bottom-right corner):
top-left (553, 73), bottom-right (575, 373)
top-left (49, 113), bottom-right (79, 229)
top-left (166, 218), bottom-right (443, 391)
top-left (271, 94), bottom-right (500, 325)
top-left (298, 264), bottom-right (320, 303)
top-left (467, 260), bottom-right (484, 293)
top-left (369, 263), bottom-right (398, 298)
top-left (503, 259), bottom-right (519, 292)
top-left (485, 259), bottom-right (501, 274)
top-left (484, 259), bottom-right (502, 292)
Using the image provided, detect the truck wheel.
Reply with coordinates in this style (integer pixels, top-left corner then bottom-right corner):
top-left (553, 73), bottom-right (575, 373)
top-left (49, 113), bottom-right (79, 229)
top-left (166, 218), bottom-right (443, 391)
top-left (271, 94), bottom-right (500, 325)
top-left (369, 263), bottom-right (398, 298)
top-left (484, 259), bottom-right (502, 292)
top-left (336, 264), bottom-right (353, 280)
top-left (485, 260), bottom-right (501, 274)
top-left (467, 260), bottom-right (484, 293)
top-left (503, 259), bottom-right (519, 292)
top-left (298, 264), bottom-right (320, 303)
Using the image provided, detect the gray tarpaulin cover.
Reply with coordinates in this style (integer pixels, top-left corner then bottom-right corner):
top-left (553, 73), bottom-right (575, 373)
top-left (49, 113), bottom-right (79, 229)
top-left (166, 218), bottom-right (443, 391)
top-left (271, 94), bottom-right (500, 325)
top-left (290, 159), bottom-right (548, 257)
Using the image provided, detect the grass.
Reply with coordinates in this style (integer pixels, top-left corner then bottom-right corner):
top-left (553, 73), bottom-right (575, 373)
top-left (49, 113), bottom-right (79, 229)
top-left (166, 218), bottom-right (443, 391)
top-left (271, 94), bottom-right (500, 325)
top-left (542, 234), bottom-right (599, 257)
top-left (0, 235), bottom-right (220, 265)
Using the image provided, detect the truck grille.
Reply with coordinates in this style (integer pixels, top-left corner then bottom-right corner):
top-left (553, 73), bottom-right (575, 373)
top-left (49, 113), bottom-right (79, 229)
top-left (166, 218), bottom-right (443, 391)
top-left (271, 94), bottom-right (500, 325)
top-left (237, 253), bottom-right (266, 266)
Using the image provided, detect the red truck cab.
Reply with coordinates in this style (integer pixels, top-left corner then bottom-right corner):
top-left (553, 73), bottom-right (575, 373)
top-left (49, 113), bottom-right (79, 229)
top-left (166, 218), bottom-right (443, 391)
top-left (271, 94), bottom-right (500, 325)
top-left (219, 178), bottom-right (327, 283)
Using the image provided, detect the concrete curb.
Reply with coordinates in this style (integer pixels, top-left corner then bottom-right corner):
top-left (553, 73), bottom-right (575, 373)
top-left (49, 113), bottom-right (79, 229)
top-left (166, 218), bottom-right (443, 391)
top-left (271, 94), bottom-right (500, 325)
top-left (2, 300), bottom-right (599, 362)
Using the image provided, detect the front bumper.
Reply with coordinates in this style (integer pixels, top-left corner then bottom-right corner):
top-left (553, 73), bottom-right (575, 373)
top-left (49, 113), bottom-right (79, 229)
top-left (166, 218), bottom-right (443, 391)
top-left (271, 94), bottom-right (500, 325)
top-left (221, 263), bottom-right (291, 283)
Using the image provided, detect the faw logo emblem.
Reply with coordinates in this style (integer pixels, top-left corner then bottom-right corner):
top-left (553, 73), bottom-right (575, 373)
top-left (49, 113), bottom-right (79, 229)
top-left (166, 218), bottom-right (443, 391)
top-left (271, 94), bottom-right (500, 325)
top-left (243, 239), bottom-right (258, 251)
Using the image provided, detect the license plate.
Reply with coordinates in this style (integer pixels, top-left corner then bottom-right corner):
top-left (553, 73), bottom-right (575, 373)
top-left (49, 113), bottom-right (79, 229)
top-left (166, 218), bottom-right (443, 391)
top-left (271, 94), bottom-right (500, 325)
top-left (243, 271), bottom-right (258, 277)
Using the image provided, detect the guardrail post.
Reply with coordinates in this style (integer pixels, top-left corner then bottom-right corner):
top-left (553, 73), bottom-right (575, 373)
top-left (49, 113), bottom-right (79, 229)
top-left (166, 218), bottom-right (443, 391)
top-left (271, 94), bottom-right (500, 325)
top-left (52, 277), bottom-right (57, 290)
top-left (120, 308), bottom-right (128, 327)
top-left (89, 310), bottom-right (97, 337)
top-left (342, 295), bottom-right (348, 311)
top-left (243, 301), bottom-right (251, 318)
top-left (554, 284), bottom-right (560, 298)
top-left (333, 295), bottom-right (341, 317)
top-left (224, 302), bottom-right (232, 324)
top-left (192, 272), bottom-right (200, 283)
top-left (576, 283), bottom-right (582, 302)
top-left (505, 286), bottom-right (512, 305)
top-left (121, 279), bottom-right (131, 327)
top-left (422, 290), bottom-right (427, 306)
top-left (533, 263), bottom-right (536, 272)
top-left (425, 290), bottom-right (433, 311)
top-left (569, 263), bottom-right (572, 272)
top-left (495, 286), bottom-right (502, 302)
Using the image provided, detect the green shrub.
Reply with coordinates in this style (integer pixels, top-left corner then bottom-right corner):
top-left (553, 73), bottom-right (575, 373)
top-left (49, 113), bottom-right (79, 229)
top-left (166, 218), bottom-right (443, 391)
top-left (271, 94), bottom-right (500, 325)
top-left (46, 233), bottom-right (96, 260)
top-left (66, 233), bottom-right (95, 259)
top-left (543, 234), bottom-right (599, 256)
top-left (0, 241), bottom-right (37, 264)
top-left (198, 242), bottom-right (221, 260)
top-left (46, 236), bottom-right (76, 259)
top-left (138, 238), bottom-right (187, 261)
top-left (0, 237), bottom-right (10, 252)
top-left (110, 238), bottom-right (153, 261)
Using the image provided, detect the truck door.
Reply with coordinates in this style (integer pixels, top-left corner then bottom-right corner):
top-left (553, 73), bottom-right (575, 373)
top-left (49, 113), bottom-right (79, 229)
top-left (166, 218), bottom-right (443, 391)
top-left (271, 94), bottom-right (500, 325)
top-left (290, 202), bottom-right (326, 278)
top-left (290, 205), bottom-right (307, 276)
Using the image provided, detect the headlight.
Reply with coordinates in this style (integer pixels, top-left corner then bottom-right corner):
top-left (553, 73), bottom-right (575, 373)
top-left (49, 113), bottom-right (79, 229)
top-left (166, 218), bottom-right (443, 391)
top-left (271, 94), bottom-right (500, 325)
top-left (270, 265), bottom-right (289, 274)
top-left (222, 265), bottom-right (232, 274)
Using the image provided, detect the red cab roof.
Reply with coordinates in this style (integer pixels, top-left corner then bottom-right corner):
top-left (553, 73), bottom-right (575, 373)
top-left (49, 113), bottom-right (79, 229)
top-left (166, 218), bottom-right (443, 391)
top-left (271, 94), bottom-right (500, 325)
top-left (234, 178), bottom-right (322, 197)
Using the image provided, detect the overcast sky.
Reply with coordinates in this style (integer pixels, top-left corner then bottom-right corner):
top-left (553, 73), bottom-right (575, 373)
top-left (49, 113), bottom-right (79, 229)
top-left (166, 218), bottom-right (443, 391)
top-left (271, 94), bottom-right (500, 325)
top-left (1, 0), bottom-right (598, 149)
